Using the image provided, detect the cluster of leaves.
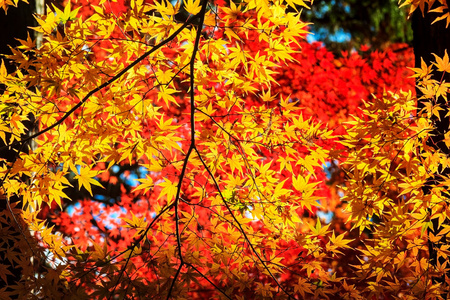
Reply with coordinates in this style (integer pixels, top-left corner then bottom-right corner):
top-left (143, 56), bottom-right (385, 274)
top-left (0, 0), bottom-right (356, 298)
top-left (337, 49), bottom-right (450, 298)
top-left (272, 42), bottom-right (414, 125)
top-left (401, 0), bottom-right (450, 26)
top-left (1, 0), bottom-right (449, 299)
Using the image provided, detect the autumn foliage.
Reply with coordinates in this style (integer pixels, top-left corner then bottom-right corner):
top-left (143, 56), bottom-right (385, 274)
top-left (1, 0), bottom-right (450, 299)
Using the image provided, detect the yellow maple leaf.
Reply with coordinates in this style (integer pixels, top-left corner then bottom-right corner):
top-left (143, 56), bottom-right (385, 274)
top-left (158, 87), bottom-right (180, 107)
top-left (430, 5), bottom-right (450, 27)
top-left (432, 50), bottom-right (450, 73)
top-left (184, 0), bottom-right (201, 15)
top-left (133, 175), bottom-right (154, 194)
top-left (33, 6), bottom-right (57, 34)
top-left (155, 69), bottom-right (175, 85)
top-left (307, 218), bottom-right (331, 236)
top-left (158, 179), bottom-right (178, 202)
top-left (74, 166), bottom-right (104, 196)
top-left (332, 231), bottom-right (354, 248)
top-left (284, 0), bottom-right (310, 10)
top-left (409, 57), bottom-right (432, 79)
top-left (0, 59), bottom-right (8, 81)
top-left (444, 131), bottom-right (450, 149)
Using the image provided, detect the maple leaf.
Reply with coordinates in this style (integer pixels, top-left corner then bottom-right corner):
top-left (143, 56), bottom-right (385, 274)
top-left (222, 1), bottom-right (242, 20)
top-left (184, 0), bottom-right (201, 15)
top-left (122, 212), bottom-right (148, 237)
top-left (158, 179), bottom-right (178, 202)
top-left (0, 264), bottom-right (13, 284)
top-left (133, 175), bottom-right (154, 194)
top-left (158, 86), bottom-right (180, 106)
top-left (155, 69), bottom-right (175, 85)
top-left (328, 231), bottom-right (353, 253)
top-left (90, 241), bottom-right (109, 261)
top-left (284, 0), bottom-right (310, 10)
top-left (74, 166), bottom-right (104, 196)
top-left (432, 50), bottom-right (450, 73)
top-left (430, 4), bottom-right (450, 27)
top-left (32, 6), bottom-right (58, 34)
top-left (53, 1), bottom-right (81, 23)
top-left (307, 218), bottom-right (331, 236)
top-left (0, 59), bottom-right (9, 81)
top-left (123, 244), bottom-right (142, 259)
top-left (151, 0), bottom-right (179, 16)
top-left (409, 57), bottom-right (432, 79)
top-left (294, 277), bottom-right (314, 298)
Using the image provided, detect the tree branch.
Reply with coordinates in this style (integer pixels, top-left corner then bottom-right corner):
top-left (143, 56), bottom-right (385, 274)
top-left (166, 1), bottom-right (209, 298)
top-left (194, 146), bottom-right (294, 299)
top-left (0, 14), bottom-right (199, 153)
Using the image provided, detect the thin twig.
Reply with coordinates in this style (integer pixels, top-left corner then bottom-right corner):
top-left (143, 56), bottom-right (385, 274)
top-left (165, 1), bottom-right (209, 299)
top-left (194, 146), bottom-right (295, 299)
top-left (185, 263), bottom-right (232, 299)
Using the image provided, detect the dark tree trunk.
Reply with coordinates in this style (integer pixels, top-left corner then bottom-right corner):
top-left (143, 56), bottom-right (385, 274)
top-left (412, 3), bottom-right (450, 287)
top-left (0, 1), bottom-right (36, 296)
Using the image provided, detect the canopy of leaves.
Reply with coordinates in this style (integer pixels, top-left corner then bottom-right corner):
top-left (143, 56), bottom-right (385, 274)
top-left (0, 0), bottom-right (449, 299)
